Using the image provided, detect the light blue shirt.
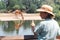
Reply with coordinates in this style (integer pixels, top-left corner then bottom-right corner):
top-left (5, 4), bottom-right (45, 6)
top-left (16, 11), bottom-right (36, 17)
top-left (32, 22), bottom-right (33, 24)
top-left (34, 19), bottom-right (60, 40)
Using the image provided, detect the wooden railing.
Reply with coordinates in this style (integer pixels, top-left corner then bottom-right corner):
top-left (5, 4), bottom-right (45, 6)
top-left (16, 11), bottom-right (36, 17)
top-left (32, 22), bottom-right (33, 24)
top-left (0, 13), bottom-right (42, 21)
top-left (0, 35), bottom-right (60, 40)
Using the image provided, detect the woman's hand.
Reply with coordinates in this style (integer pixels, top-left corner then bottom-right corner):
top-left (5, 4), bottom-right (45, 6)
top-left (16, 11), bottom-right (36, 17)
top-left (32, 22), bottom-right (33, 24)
top-left (31, 20), bottom-right (35, 27)
top-left (31, 20), bottom-right (35, 32)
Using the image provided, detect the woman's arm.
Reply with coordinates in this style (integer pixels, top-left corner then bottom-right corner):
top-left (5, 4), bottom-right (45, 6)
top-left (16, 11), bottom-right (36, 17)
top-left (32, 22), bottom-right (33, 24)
top-left (31, 20), bottom-right (37, 35)
top-left (31, 26), bottom-right (37, 35)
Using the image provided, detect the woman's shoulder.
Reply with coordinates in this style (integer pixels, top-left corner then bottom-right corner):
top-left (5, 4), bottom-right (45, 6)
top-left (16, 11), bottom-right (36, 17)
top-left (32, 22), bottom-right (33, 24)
top-left (52, 19), bottom-right (58, 24)
top-left (40, 21), bottom-right (47, 25)
top-left (40, 19), bottom-right (56, 24)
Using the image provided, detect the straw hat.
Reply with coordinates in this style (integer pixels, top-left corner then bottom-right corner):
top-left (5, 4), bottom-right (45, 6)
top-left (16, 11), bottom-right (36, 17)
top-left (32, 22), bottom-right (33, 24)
top-left (36, 5), bottom-right (55, 17)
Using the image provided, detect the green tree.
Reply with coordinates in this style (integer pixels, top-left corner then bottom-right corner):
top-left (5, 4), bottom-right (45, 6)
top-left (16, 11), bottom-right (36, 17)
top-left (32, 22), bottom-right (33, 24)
top-left (13, 5), bottom-right (20, 10)
top-left (27, 3), bottom-right (37, 13)
top-left (0, 1), bottom-right (6, 9)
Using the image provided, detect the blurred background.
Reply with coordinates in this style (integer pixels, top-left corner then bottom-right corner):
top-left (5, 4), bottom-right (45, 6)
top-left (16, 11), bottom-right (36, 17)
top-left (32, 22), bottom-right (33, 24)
top-left (0, 0), bottom-right (60, 36)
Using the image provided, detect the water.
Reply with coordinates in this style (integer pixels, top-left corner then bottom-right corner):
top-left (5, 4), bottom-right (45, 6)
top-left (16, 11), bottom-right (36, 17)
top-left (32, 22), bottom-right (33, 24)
top-left (0, 20), bottom-right (40, 36)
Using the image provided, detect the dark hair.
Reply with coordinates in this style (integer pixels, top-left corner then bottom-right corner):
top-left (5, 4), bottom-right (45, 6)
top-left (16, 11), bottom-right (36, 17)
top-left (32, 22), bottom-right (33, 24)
top-left (45, 13), bottom-right (53, 19)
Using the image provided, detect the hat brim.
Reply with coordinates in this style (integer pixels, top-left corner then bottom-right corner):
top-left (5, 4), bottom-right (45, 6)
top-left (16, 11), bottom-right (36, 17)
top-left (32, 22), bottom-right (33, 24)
top-left (36, 9), bottom-right (55, 16)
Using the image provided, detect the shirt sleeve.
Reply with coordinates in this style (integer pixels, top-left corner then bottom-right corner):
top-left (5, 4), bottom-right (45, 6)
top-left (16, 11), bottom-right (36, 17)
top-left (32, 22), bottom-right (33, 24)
top-left (34, 22), bottom-right (44, 34)
top-left (57, 26), bottom-right (60, 36)
top-left (56, 22), bottom-right (60, 36)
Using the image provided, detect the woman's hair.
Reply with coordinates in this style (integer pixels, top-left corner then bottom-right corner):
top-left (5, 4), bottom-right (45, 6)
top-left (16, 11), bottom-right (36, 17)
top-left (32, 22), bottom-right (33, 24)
top-left (45, 13), bottom-right (54, 19)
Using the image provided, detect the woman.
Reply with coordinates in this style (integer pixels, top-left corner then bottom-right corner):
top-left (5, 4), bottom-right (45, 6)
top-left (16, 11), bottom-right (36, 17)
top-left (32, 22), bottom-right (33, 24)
top-left (31, 5), bottom-right (60, 40)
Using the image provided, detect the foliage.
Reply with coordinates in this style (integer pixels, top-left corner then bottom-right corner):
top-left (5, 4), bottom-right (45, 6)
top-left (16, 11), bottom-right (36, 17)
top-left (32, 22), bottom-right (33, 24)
top-left (0, 9), bottom-right (7, 13)
top-left (3, 21), bottom-right (15, 32)
top-left (13, 5), bottom-right (20, 10)
top-left (0, 1), bottom-right (6, 9)
top-left (0, 0), bottom-right (60, 12)
top-left (27, 3), bottom-right (37, 13)
top-left (0, 0), bottom-right (58, 12)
